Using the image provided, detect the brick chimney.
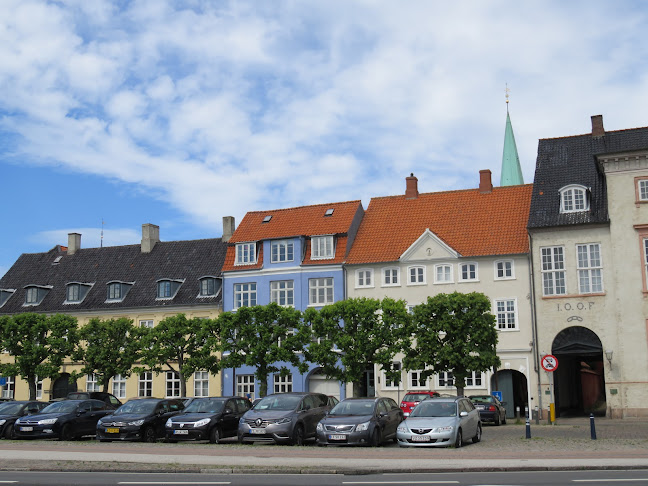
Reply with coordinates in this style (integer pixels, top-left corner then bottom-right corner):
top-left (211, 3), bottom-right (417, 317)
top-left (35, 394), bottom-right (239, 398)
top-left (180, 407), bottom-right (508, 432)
top-left (479, 169), bottom-right (493, 194)
top-left (222, 216), bottom-right (235, 243)
top-left (405, 173), bottom-right (419, 199)
top-left (591, 115), bottom-right (605, 138)
top-left (141, 223), bottom-right (160, 253)
top-left (67, 233), bottom-right (81, 255)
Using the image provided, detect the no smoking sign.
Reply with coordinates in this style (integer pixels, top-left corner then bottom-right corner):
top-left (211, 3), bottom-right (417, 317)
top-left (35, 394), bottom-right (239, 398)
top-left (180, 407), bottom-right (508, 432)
top-left (541, 354), bottom-right (559, 372)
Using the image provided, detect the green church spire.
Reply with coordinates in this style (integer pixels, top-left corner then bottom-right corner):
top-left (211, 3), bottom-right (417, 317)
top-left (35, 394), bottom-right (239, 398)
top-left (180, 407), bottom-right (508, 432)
top-left (500, 88), bottom-right (524, 186)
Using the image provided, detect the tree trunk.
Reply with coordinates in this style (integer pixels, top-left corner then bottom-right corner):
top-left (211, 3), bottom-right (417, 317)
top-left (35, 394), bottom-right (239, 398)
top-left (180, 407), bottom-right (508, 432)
top-left (27, 376), bottom-right (37, 400)
top-left (102, 380), bottom-right (110, 393)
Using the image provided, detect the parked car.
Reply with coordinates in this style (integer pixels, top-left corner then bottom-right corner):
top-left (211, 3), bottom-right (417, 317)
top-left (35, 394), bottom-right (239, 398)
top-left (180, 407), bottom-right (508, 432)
top-left (165, 396), bottom-right (251, 443)
top-left (0, 401), bottom-right (48, 439)
top-left (327, 396), bottom-right (340, 408)
top-left (399, 391), bottom-right (440, 417)
top-left (238, 392), bottom-right (330, 445)
top-left (96, 398), bottom-right (184, 442)
top-left (396, 396), bottom-right (481, 448)
top-left (14, 399), bottom-right (113, 440)
top-left (66, 392), bottom-right (122, 409)
top-left (469, 395), bottom-right (507, 425)
top-left (316, 397), bottom-right (404, 447)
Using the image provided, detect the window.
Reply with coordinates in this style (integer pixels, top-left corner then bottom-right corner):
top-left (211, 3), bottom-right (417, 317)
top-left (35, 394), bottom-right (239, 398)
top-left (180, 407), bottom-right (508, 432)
top-left (236, 242), bottom-right (257, 265)
top-left (26, 287), bottom-right (38, 304)
top-left (495, 299), bottom-right (517, 330)
top-left (106, 281), bottom-right (132, 302)
top-left (138, 372), bottom-right (153, 397)
top-left (639, 179), bottom-right (648, 201)
top-left (560, 185), bottom-right (589, 213)
top-left (199, 277), bottom-right (220, 297)
top-left (309, 277), bottom-right (334, 306)
top-left (438, 371), bottom-right (454, 388)
top-left (408, 266), bottom-right (426, 285)
top-left (0, 289), bottom-right (14, 308)
top-left (577, 243), bottom-right (603, 293)
top-left (1, 376), bottom-right (14, 399)
top-left (237, 375), bottom-right (255, 400)
top-left (86, 374), bottom-right (100, 392)
top-left (355, 269), bottom-right (373, 288)
top-left (408, 370), bottom-right (429, 389)
top-left (382, 267), bottom-right (400, 286)
top-left (466, 371), bottom-right (484, 388)
top-left (166, 371), bottom-right (181, 398)
top-left (541, 247), bottom-right (566, 295)
top-left (383, 362), bottom-right (402, 389)
top-left (495, 260), bottom-right (514, 280)
top-left (434, 264), bottom-right (453, 283)
top-left (459, 263), bottom-right (478, 282)
top-left (271, 240), bottom-right (294, 263)
top-left (274, 374), bottom-right (293, 393)
top-left (270, 280), bottom-right (294, 307)
top-left (234, 283), bottom-right (257, 309)
top-left (157, 279), bottom-right (183, 299)
top-left (194, 371), bottom-right (209, 397)
top-left (112, 374), bottom-right (126, 399)
top-left (35, 376), bottom-right (43, 400)
top-left (311, 235), bottom-right (334, 260)
top-left (67, 284), bottom-right (80, 302)
top-left (24, 285), bottom-right (50, 306)
top-left (139, 320), bottom-right (154, 328)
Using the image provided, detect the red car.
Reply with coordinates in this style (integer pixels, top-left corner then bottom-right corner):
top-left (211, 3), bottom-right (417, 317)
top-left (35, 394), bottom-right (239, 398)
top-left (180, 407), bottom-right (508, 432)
top-left (399, 391), bottom-right (440, 417)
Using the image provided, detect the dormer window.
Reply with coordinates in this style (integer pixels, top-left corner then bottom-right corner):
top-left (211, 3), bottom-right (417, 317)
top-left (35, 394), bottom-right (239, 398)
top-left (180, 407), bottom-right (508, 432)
top-left (0, 289), bottom-right (15, 308)
top-left (23, 285), bottom-right (51, 306)
top-left (106, 281), bottom-right (134, 303)
top-left (198, 277), bottom-right (221, 297)
top-left (236, 242), bottom-right (257, 265)
top-left (65, 282), bottom-right (93, 304)
top-left (560, 185), bottom-right (589, 213)
top-left (311, 235), bottom-right (334, 260)
top-left (157, 279), bottom-right (184, 299)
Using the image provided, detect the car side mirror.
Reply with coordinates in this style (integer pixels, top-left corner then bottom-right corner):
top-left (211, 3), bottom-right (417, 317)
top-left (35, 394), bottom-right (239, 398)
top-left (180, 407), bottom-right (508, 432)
top-left (224, 408), bottom-right (233, 415)
top-left (459, 411), bottom-right (468, 417)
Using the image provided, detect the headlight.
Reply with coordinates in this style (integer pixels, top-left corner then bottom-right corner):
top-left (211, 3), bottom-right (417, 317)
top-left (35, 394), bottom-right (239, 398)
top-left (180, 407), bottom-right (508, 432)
top-left (275, 417), bottom-right (291, 425)
top-left (165, 418), bottom-right (173, 428)
top-left (435, 426), bottom-right (453, 432)
top-left (397, 424), bottom-right (408, 433)
top-left (316, 422), bottom-right (323, 431)
top-left (0, 419), bottom-right (5, 426)
top-left (38, 418), bottom-right (58, 425)
top-left (128, 420), bottom-right (145, 426)
top-left (15, 418), bottom-right (23, 424)
top-left (194, 418), bottom-right (211, 428)
top-left (239, 417), bottom-right (245, 424)
top-left (355, 421), bottom-right (370, 432)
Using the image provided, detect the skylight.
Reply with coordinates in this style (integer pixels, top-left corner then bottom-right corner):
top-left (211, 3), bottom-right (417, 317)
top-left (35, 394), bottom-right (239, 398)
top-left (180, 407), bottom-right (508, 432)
top-left (324, 208), bottom-right (334, 216)
top-left (263, 215), bottom-right (272, 223)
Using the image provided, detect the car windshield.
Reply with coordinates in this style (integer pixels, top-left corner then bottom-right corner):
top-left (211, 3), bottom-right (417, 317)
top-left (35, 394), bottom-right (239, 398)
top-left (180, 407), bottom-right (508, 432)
top-left (255, 395), bottom-right (302, 411)
top-left (41, 401), bottom-right (79, 413)
top-left (410, 401), bottom-right (456, 418)
top-left (470, 396), bottom-right (494, 404)
top-left (184, 399), bottom-right (225, 414)
top-left (329, 400), bottom-right (375, 416)
top-left (403, 393), bottom-right (432, 403)
top-left (67, 393), bottom-right (88, 400)
top-left (114, 401), bottom-right (157, 415)
top-left (0, 402), bottom-right (24, 414)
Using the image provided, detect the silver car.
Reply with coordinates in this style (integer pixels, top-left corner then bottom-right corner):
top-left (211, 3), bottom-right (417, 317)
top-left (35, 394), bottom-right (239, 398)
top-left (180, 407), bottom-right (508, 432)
top-left (396, 396), bottom-right (481, 448)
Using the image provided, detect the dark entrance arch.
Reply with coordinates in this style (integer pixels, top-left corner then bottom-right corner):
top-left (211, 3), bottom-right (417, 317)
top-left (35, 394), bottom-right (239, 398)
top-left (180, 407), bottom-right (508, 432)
top-left (551, 326), bottom-right (606, 417)
top-left (51, 373), bottom-right (77, 399)
top-left (491, 370), bottom-right (528, 419)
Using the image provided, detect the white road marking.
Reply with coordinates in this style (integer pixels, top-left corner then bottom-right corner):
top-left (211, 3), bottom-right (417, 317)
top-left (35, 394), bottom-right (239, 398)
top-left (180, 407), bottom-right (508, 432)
top-left (573, 480), bottom-right (648, 483)
top-left (118, 483), bottom-right (230, 485)
top-left (343, 482), bottom-right (459, 485)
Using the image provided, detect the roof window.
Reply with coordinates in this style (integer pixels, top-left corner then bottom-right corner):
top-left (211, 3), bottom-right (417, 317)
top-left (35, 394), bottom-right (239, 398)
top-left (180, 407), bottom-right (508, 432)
top-left (324, 208), bottom-right (334, 216)
top-left (263, 215), bottom-right (272, 223)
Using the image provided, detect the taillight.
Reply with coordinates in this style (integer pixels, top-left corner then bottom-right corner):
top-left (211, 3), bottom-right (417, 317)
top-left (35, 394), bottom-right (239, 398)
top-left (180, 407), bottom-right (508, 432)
top-left (489, 406), bottom-right (496, 411)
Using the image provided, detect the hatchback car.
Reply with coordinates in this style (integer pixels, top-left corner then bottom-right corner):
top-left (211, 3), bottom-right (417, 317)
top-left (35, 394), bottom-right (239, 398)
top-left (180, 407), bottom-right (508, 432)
top-left (397, 396), bottom-right (481, 448)
top-left (96, 398), bottom-right (184, 442)
top-left (469, 395), bottom-right (507, 425)
top-left (66, 392), bottom-right (122, 409)
top-left (316, 397), bottom-right (403, 447)
top-left (14, 399), bottom-right (112, 440)
top-left (399, 391), bottom-right (440, 417)
top-left (166, 396), bottom-right (251, 443)
top-left (238, 392), bottom-right (330, 445)
top-left (0, 401), bottom-right (48, 439)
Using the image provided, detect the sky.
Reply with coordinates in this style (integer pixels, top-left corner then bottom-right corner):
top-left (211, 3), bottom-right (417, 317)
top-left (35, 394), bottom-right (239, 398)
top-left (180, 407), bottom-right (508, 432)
top-left (1, 0), bottom-right (648, 278)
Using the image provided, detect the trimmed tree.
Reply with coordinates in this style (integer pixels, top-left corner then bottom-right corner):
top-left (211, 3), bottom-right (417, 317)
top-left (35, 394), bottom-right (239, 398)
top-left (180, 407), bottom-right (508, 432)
top-left (305, 297), bottom-right (411, 397)
top-left (403, 292), bottom-right (500, 397)
top-left (0, 313), bottom-right (79, 400)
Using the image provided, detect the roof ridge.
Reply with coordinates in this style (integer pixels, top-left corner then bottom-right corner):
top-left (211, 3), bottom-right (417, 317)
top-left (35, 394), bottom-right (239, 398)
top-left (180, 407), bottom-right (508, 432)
top-left (244, 199), bottom-right (362, 215)
top-left (369, 183), bottom-right (533, 202)
top-left (540, 125), bottom-right (648, 141)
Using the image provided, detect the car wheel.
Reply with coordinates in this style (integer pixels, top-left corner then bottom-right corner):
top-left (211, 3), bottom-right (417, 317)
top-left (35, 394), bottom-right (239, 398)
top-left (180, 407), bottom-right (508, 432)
top-left (60, 424), bottom-right (74, 441)
top-left (3, 424), bottom-right (16, 440)
top-left (472, 423), bottom-right (482, 443)
top-left (502, 413), bottom-right (507, 425)
top-left (454, 429), bottom-right (462, 448)
top-left (494, 413), bottom-right (501, 426)
top-left (143, 426), bottom-right (157, 443)
top-left (291, 424), bottom-right (304, 446)
top-left (370, 427), bottom-right (381, 447)
top-left (209, 427), bottom-right (221, 444)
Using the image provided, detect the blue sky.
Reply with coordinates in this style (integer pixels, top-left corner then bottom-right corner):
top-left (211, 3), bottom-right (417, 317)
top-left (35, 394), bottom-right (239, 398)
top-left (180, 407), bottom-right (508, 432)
top-left (2, 0), bottom-right (648, 277)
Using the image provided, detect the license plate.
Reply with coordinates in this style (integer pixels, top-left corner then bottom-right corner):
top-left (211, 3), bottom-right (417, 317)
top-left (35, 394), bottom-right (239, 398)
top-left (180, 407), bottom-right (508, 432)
top-left (173, 429), bottom-right (189, 435)
top-left (106, 428), bottom-right (120, 434)
top-left (250, 428), bottom-right (266, 435)
top-left (20, 426), bottom-right (33, 432)
top-left (411, 435), bottom-right (431, 442)
top-left (328, 434), bottom-right (346, 441)
top-left (475, 405), bottom-right (484, 410)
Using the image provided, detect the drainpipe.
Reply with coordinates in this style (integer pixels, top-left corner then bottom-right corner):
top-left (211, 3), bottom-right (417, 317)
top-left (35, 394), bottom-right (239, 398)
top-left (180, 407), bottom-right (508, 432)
top-left (528, 231), bottom-right (543, 414)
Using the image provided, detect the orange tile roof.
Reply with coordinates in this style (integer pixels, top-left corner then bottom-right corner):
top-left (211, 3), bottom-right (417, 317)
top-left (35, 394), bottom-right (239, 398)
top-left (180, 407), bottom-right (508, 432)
top-left (346, 185), bottom-right (533, 264)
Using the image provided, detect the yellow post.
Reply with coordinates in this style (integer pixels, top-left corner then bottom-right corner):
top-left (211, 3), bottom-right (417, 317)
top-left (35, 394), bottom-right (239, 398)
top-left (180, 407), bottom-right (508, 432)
top-left (550, 403), bottom-right (556, 423)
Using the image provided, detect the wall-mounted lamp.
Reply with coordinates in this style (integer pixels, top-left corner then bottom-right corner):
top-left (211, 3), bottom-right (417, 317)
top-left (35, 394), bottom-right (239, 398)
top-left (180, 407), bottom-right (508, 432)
top-left (605, 349), bottom-right (613, 365)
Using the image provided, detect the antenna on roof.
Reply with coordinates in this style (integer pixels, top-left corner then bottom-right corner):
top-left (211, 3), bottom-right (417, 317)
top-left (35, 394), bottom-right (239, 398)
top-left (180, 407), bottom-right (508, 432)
top-left (101, 218), bottom-right (104, 248)
top-left (505, 83), bottom-right (510, 113)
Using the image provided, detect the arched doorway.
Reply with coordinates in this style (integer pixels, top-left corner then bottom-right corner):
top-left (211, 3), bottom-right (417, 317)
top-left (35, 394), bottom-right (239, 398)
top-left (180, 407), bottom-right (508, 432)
top-left (51, 373), bottom-right (77, 399)
top-left (491, 370), bottom-right (528, 419)
top-left (552, 326), bottom-right (606, 417)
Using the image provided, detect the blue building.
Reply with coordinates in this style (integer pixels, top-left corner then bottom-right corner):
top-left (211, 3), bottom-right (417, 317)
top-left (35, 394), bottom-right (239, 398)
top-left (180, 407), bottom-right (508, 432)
top-left (221, 201), bottom-right (364, 399)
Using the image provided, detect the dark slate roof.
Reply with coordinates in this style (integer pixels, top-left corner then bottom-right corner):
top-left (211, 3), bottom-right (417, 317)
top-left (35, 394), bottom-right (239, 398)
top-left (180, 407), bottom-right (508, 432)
top-left (0, 238), bottom-right (228, 315)
top-left (528, 125), bottom-right (648, 229)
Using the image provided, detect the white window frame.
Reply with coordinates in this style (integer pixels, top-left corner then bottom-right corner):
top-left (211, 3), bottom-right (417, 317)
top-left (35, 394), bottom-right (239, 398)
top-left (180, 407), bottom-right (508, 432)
top-left (273, 373), bottom-right (293, 393)
top-left (382, 362), bottom-right (402, 389)
top-left (639, 179), bottom-right (648, 201)
top-left (35, 376), bottom-right (43, 400)
top-left (234, 283), bottom-right (257, 309)
top-left (465, 371), bottom-right (484, 388)
top-left (309, 277), bottom-right (334, 306)
top-left (112, 374), bottom-right (126, 399)
top-left (194, 371), bottom-right (209, 397)
top-left (434, 264), bottom-right (453, 284)
top-left (459, 262), bottom-right (478, 282)
top-left (355, 269), bottom-right (374, 288)
top-left (408, 370), bottom-right (430, 389)
top-left (541, 246), bottom-right (566, 296)
top-left (166, 371), bottom-right (181, 398)
top-left (1, 376), bottom-right (14, 399)
top-left (138, 372), bottom-right (153, 397)
top-left (495, 298), bottom-right (518, 331)
top-left (236, 374), bottom-right (255, 400)
top-left (382, 267), bottom-right (400, 287)
top-left (437, 371), bottom-right (455, 389)
top-left (271, 240), bottom-right (294, 263)
top-left (560, 185), bottom-right (589, 213)
top-left (139, 319), bottom-right (154, 328)
top-left (311, 235), bottom-right (335, 260)
top-left (407, 266), bottom-right (426, 285)
top-left (270, 280), bottom-right (294, 307)
top-left (108, 282), bottom-right (122, 300)
top-left (235, 242), bottom-right (257, 265)
top-left (577, 243), bottom-right (603, 294)
top-left (199, 277), bottom-right (218, 297)
top-left (494, 260), bottom-right (515, 280)
top-left (25, 287), bottom-right (39, 304)
top-left (86, 373), bottom-right (100, 392)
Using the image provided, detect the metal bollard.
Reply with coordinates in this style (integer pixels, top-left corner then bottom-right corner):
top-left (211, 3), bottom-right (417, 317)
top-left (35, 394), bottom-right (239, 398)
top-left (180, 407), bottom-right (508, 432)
top-left (516, 406), bottom-right (520, 420)
top-left (590, 413), bottom-right (597, 440)
top-left (534, 406), bottom-right (540, 425)
top-left (525, 406), bottom-right (529, 420)
top-left (525, 418), bottom-right (531, 439)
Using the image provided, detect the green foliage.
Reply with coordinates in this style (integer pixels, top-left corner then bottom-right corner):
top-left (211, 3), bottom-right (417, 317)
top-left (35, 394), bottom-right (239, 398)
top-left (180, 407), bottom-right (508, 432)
top-left (0, 313), bottom-right (79, 399)
top-left (74, 317), bottom-right (143, 392)
top-left (403, 292), bottom-right (500, 396)
top-left (218, 303), bottom-right (310, 397)
top-left (305, 297), bottom-right (410, 397)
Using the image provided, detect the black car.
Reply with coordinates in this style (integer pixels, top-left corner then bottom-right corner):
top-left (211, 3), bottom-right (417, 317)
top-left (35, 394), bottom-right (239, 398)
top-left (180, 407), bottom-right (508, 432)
top-left (96, 398), bottom-right (184, 442)
top-left (165, 396), bottom-right (251, 443)
top-left (316, 397), bottom-right (404, 446)
top-left (66, 392), bottom-right (122, 409)
top-left (469, 395), bottom-right (507, 425)
top-left (0, 401), bottom-right (48, 439)
top-left (14, 399), bottom-right (113, 440)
